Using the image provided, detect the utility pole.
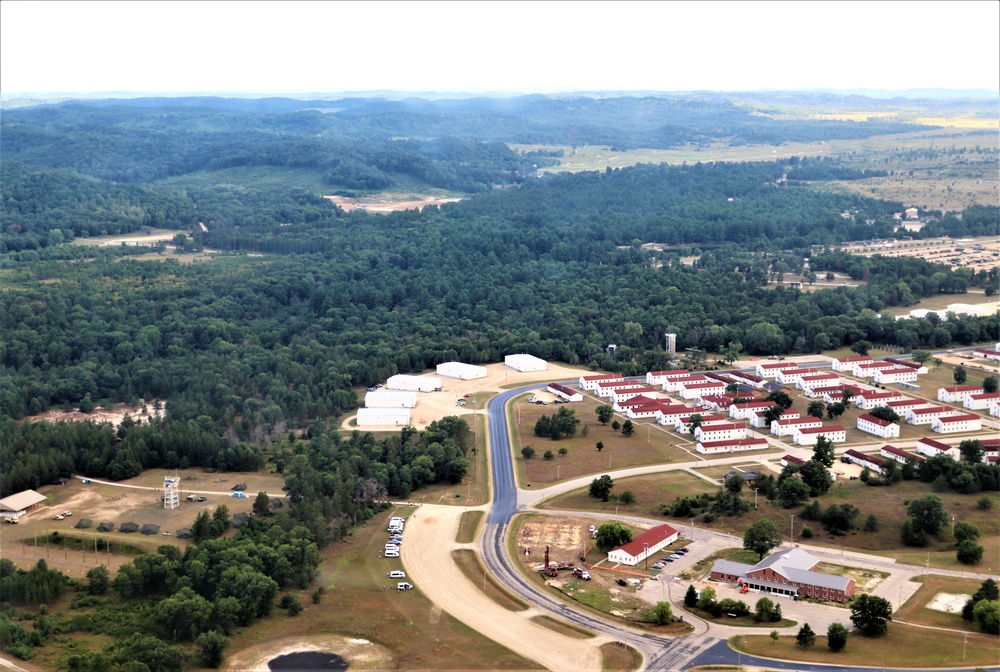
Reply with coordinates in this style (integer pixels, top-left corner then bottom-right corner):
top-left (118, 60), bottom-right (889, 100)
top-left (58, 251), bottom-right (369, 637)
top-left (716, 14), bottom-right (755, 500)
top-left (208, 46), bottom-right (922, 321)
top-left (789, 514), bottom-right (795, 543)
top-left (690, 517), bottom-right (695, 541)
top-left (644, 543), bottom-right (649, 570)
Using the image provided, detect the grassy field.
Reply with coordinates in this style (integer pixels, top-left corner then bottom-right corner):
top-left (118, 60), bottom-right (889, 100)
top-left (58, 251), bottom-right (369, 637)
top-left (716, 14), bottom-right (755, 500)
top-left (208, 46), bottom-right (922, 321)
top-left (600, 641), bottom-right (643, 671)
top-left (897, 574), bottom-right (988, 630)
top-left (514, 395), bottom-right (698, 487)
top-left (219, 508), bottom-right (542, 671)
top-left (734, 622), bottom-right (999, 667)
top-left (452, 548), bottom-right (529, 612)
top-left (539, 471), bottom-right (718, 518)
top-left (513, 126), bottom-right (999, 211)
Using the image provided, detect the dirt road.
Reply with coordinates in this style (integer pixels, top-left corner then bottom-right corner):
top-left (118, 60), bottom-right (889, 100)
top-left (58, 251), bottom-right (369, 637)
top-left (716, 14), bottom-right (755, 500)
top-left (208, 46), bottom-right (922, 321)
top-left (401, 504), bottom-right (606, 672)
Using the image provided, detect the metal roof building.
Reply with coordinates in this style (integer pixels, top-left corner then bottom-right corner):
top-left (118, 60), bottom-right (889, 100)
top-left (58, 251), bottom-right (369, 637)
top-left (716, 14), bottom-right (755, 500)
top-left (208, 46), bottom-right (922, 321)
top-left (436, 362), bottom-right (488, 380)
top-left (0, 489), bottom-right (47, 519)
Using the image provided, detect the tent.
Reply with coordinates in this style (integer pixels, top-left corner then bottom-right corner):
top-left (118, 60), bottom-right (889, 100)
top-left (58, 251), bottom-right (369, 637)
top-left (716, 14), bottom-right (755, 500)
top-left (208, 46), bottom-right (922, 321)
top-left (74, 519), bottom-right (92, 529)
top-left (97, 522), bottom-right (115, 532)
top-left (176, 528), bottom-right (194, 539)
top-left (231, 512), bottom-right (251, 528)
top-left (231, 483), bottom-right (247, 492)
top-left (119, 522), bottom-right (139, 533)
top-left (140, 524), bottom-right (160, 535)
top-left (269, 498), bottom-right (284, 509)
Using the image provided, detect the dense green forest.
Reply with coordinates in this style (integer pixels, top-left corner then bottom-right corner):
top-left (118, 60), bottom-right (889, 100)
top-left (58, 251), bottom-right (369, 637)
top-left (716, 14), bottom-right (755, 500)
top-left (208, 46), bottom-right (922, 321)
top-left (2, 99), bottom-right (998, 458)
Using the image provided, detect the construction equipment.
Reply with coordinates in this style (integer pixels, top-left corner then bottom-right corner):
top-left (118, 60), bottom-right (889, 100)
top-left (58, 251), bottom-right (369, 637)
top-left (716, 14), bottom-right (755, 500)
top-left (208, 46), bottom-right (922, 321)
top-left (542, 546), bottom-right (558, 577)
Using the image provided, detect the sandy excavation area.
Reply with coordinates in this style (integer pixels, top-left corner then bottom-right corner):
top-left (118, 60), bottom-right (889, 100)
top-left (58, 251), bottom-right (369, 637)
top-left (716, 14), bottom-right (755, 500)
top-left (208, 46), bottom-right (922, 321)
top-left (342, 361), bottom-right (592, 431)
top-left (324, 192), bottom-right (463, 213)
top-left (402, 504), bottom-right (606, 672)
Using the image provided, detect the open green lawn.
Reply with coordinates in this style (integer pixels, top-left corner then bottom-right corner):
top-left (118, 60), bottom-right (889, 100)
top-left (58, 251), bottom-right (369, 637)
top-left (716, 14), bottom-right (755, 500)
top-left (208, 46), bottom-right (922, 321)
top-left (540, 471), bottom-right (717, 518)
top-left (515, 395), bottom-right (695, 487)
top-left (734, 623), bottom-right (999, 667)
top-left (898, 574), bottom-right (988, 630)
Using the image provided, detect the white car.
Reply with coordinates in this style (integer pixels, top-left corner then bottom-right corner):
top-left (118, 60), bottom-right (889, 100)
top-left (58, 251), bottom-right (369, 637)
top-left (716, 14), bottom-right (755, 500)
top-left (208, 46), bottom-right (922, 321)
top-left (52, 515), bottom-right (64, 520)
top-left (61, 511), bottom-right (73, 517)
top-left (397, 582), bottom-right (413, 591)
top-left (388, 570), bottom-right (406, 579)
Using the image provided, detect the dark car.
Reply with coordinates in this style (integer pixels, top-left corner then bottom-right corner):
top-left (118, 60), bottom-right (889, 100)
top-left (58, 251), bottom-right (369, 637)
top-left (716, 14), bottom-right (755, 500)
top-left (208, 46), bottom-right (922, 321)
top-left (616, 579), bottom-right (627, 587)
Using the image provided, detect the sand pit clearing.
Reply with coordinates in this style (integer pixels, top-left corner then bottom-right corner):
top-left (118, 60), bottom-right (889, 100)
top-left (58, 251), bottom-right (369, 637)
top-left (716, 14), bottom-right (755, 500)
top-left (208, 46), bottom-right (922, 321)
top-left (324, 192), bottom-right (462, 213)
top-left (927, 592), bottom-right (970, 614)
top-left (30, 399), bottom-right (164, 429)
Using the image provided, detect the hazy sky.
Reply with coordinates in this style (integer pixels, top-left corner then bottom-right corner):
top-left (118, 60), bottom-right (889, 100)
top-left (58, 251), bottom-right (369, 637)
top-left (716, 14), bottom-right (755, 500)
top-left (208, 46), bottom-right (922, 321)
top-left (2, 1), bottom-right (998, 95)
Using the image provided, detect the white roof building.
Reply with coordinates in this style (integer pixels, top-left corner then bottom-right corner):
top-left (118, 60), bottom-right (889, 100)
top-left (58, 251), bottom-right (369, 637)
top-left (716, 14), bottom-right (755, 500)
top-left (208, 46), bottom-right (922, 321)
top-left (356, 408), bottom-right (411, 427)
top-left (504, 354), bottom-right (547, 372)
top-left (0, 490), bottom-right (47, 519)
top-left (386, 374), bottom-right (442, 392)
top-left (436, 362), bottom-right (487, 380)
top-left (365, 391), bottom-right (418, 408)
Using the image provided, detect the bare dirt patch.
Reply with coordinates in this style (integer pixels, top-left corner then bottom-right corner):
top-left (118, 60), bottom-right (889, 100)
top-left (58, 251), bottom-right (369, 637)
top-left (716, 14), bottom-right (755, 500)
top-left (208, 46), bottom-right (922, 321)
top-left (519, 519), bottom-right (585, 564)
top-left (324, 192), bottom-right (462, 213)
top-left (30, 399), bottom-right (164, 429)
top-left (926, 591), bottom-right (969, 614)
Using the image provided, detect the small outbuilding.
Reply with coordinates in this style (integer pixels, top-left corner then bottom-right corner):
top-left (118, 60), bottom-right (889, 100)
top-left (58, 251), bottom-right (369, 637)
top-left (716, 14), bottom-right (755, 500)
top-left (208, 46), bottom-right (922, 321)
top-left (504, 354), bottom-right (547, 372)
top-left (269, 497), bottom-right (284, 509)
top-left (176, 528), bottom-right (194, 539)
top-left (232, 512), bottom-right (252, 528)
top-left (436, 362), bottom-right (488, 380)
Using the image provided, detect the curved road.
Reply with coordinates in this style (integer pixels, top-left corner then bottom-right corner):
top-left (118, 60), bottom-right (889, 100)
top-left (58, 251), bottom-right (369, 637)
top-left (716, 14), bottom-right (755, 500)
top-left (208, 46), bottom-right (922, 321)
top-left (477, 381), bottom-right (999, 672)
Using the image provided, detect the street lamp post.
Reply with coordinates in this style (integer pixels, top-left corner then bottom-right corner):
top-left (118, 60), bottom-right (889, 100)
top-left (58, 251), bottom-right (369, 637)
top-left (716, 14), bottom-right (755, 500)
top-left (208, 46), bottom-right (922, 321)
top-left (690, 517), bottom-right (695, 541)
top-left (789, 514), bottom-right (795, 543)
top-left (644, 542), bottom-right (649, 570)
top-left (752, 487), bottom-right (758, 510)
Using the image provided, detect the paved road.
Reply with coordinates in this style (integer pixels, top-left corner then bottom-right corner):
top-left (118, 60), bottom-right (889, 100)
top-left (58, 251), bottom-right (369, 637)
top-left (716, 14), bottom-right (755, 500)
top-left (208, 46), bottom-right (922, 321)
top-left (478, 378), bottom-right (999, 671)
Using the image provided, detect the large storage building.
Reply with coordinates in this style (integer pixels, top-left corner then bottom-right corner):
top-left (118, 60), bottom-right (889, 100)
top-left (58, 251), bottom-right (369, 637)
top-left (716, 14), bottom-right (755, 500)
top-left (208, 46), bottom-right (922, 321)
top-left (0, 490), bottom-right (47, 519)
top-left (356, 408), bottom-right (411, 427)
top-left (436, 362), bottom-right (488, 380)
top-left (504, 354), bottom-right (547, 372)
top-left (386, 374), bottom-right (442, 393)
top-left (365, 391), bottom-right (418, 408)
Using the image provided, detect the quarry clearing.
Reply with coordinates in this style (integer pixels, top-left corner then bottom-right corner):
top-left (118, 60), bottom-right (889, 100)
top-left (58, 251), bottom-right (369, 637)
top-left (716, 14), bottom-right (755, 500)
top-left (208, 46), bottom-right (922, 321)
top-left (324, 192), bottom-right (462, 213)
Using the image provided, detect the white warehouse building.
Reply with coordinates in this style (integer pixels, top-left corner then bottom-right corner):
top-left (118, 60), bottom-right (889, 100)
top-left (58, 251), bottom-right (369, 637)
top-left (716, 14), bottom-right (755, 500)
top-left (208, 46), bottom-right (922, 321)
top-left (505, 354), bottom-right (548, 372)
top-left (386, 374), bottom-right (442, 392)
top-left (356, 408), bottom-right (411, 427)
top-left (436, 361), bottom-right (488, 380)
top-left (365, 391), bottom-right (418, 408)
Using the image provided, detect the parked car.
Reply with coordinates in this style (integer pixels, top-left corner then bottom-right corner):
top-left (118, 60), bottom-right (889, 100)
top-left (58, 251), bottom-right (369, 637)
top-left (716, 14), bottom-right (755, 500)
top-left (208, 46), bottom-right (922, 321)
top-left (616, 578), bottom-right (627, 587)
top-left (651, 562), bottom-right (665, 569)
top-left (61, 511), bottom-right (73, 517)
top-left (388, 570), bottom-right (406, 579)
top-left (385, 550), bottom-right (400, 558)
top-left (197, 496), bottom-right (207, 502)
top-left (397, 582), bottom-right (413, 591)
top-left (573, 568), bottom-right (591, 580)
top-left (665, 557), bottom-right (674, 562)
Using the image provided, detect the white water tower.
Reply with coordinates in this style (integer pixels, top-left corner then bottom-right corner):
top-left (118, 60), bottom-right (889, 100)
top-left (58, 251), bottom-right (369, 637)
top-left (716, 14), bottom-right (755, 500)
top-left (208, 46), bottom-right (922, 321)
top-left (665, 332), bottom-right (677, 356)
